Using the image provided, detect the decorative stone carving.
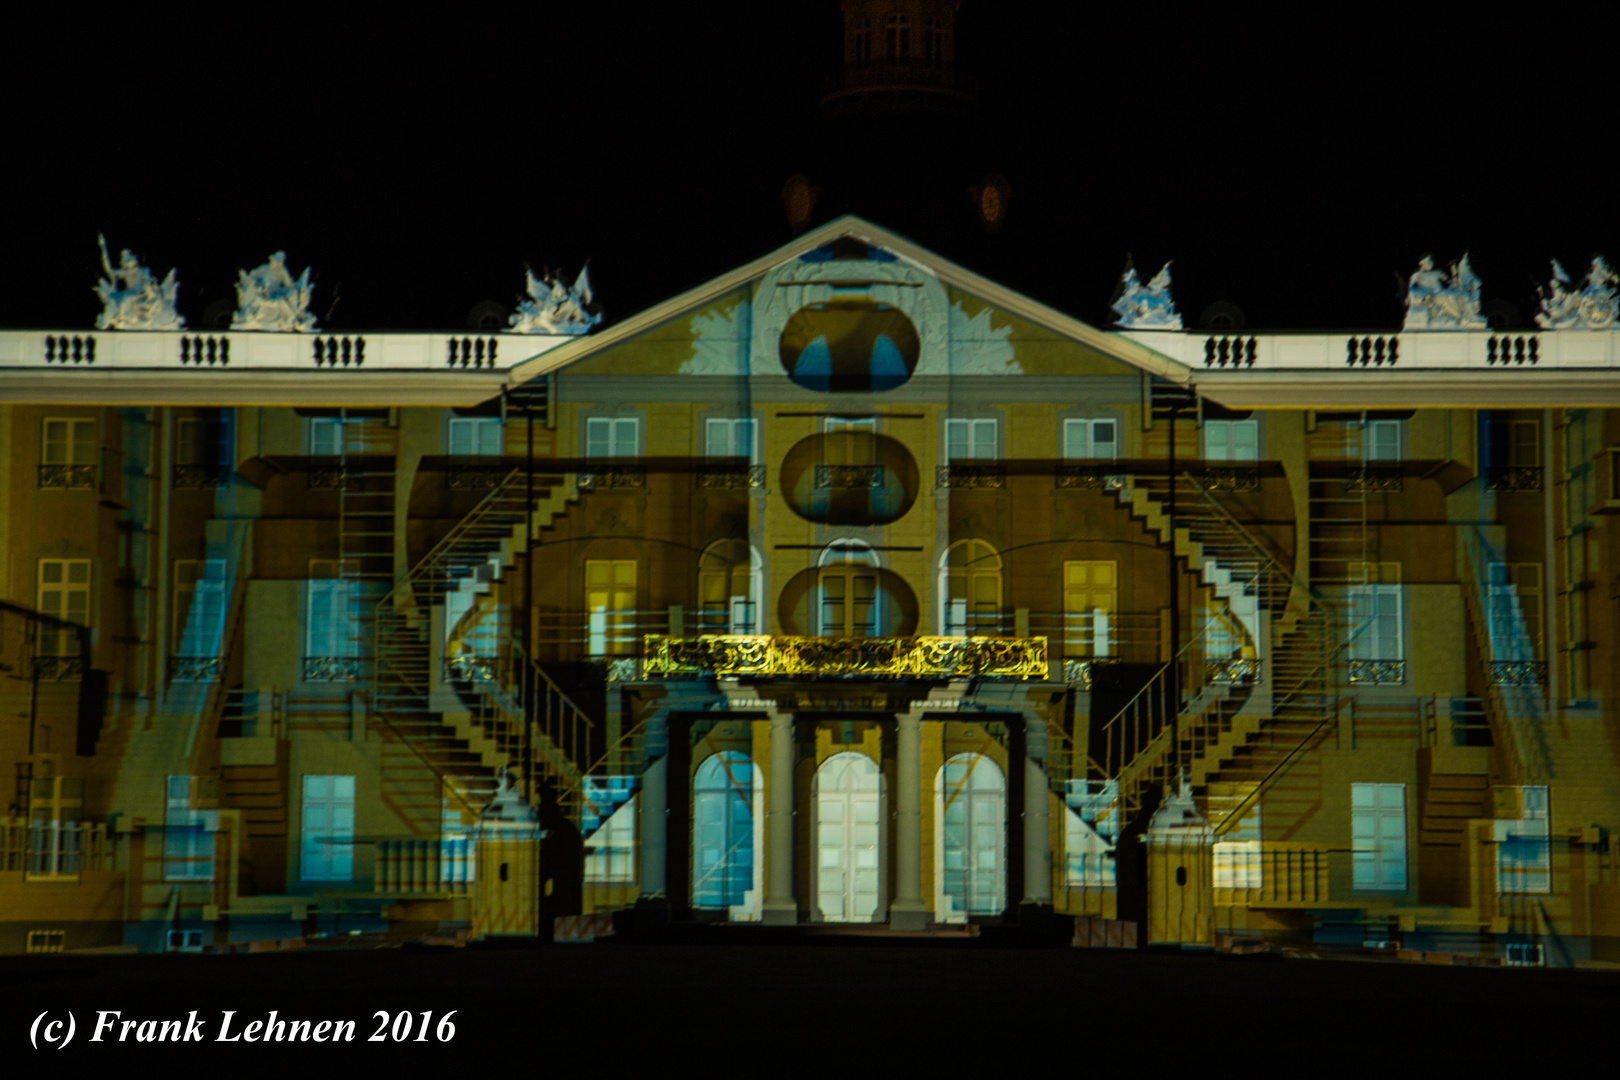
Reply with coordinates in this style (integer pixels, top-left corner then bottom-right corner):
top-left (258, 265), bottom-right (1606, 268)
top-left (1402, 253), bottom-right (1486, 330)
top-left (231, 251), bottom-right (317, 332)
top-left (1536, 257), bottom-right (1620, 330)
top-left (1111, 259), bottom-right (1182, 330)
top-left (93, 235), bottom-right (184, 331)
top-left (509, 266), bottom-right (601, 335)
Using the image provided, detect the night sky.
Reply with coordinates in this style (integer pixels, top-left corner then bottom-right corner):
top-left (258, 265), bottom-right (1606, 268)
top-left (4, 7), bottom-right (1614, 335)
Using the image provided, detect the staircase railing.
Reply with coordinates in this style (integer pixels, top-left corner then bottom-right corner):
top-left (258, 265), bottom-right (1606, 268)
top-left (1458, 526), bottom-right (1548, 784)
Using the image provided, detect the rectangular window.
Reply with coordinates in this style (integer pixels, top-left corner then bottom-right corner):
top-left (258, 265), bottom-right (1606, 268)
top-left (586, 417), bottom-right (640, 459)
top-left (165, 776), bottom-right (217, 882)
top-left (1063, 418), bottom-right (1117, 460)
top-left (177, 413), bottom-right (231, 466)
top-left (584, 796), bottom-right (638, 883)
top-left (42, 418), bottom-right (97, 465)
top-left (37, 559), bottom-right (91, 658)
top-left (308, 417), bottom-right (345, 456)
top-left (300, 775), bottom-right (356, 883)
top-left (1496, 785), bottom-right (1551, 894)
top-left (1351, 782), bottom-right (1407, 891)
top-left (585, 560), bottom-right (637, 656)
top-left (1348, 563), bottom-right (1403, 662)
top-left (172, 559), bottom-right (227, 658)
top-left (448, 417), bottom-right (503, 457)
top-left (27, 775), bottom-right (84, 879)
top-left (305, 560), bottom-right (357, 678)
top-left (1063, 561), bottom-right (1117, 657)
top-left (1204, 419), bottom-right (1258, 461)
top-left (1486, 416), bottom-right (1539, 467)
top-left (945, 418), bottom-right (998, 463)
top-left (1364, 419), bottom-right (1402, 461)
top-left (705, 418), bottom-right (759, 462)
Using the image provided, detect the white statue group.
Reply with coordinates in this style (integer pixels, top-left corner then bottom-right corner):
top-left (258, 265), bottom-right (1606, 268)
top-left (91, 235), bottom-right (601, 336)
top-left (1110, 258), bottom-right (1182, 330)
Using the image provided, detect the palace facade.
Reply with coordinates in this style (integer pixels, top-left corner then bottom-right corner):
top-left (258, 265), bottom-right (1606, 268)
top-left (4, 217), bottom-right (1620, 965)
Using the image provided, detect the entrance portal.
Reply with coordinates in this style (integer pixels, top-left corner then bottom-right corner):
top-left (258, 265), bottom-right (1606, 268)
top-left (935, 753), bottom-right (1006, 921)
top-left (814, 752), bottom-right (885, 922)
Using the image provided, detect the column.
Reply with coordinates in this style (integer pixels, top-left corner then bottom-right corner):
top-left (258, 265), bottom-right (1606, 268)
top-left (762, 708), bottom-right (798, 925)
top-left (637, 751), bottom-right (668, 901)
top-left (1023, 715), bottom-right (1053, 906)
top-left (890, 709), bottom-right (928, 930)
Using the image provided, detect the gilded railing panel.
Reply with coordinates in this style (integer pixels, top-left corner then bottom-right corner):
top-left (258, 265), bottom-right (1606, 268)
top-left (643, 634), bottom-right (1048, 680)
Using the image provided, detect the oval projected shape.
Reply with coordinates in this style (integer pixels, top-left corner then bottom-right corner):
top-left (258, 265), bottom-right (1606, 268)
top-left (780, 299), bottom-right (920, 393)
top-left (779, 432), bottom-right (919, 525)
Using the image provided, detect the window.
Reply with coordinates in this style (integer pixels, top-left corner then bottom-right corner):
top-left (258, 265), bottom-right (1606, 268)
top-left (1496, 785), bottom-right (1550, 894)
top-left (941, 540), bottom-right (1002, 637)
top-left (1351, 782), bottom-right (1407, 891)
top-left (1212, 795), bottom-right (1261, 891)
top-left (300, 775), bottom-right (355, 883)
top-left (28, 775), bottom-right (84, 880)
top-left (1063, 561), bottom-right (1116, 657)
top-left (699, 540), bottom-right (761, 635)
top-left (448, 417), bottom-right (503, 457)
top-left (705, 418), bottom-right (759, 462)
top-left (1063, 418), bottom-right (1117, 460)
top-left (585, 560), bottom-right (636, 656)
top-left (586, 417), bottom-right (639, 459)
top-left (1204, 419), bottom-right (1258, 461)
top-left (945, 418), bottom-right (997, 463)
top-left (1488, 417), bottom-right (1540, 468)
top-left (308, 417), bottom-right (346, 456)
top-left (853, 17), bottom-right (871, 64)
top-left (817, 544), bottom-right (882, 638)
top-left (172, 559), bottom-right (227, 662)
top-left (165, 776), bottom-right (217, 882)
top-left (41, 418), bottom-right (97, 488)
top-left (304, 560), bottom-right (357, 681)
top-left (693, 754), bottom-right (756, 908)
top-left (166, 929), bottom-right (205, 953)
top-left (1364, 419), bottom-right (1402, 462)
top-left (1348, 563), bottom-right (1403, 679)
top-left (585, 795), bottom-right (638, 884)
top-left (177, 413), bottom-right (230, 467)
top-left (923, 18), bottom-right (943, 66)
top-left (37, 559), bottom-right (91, 658)
top-left (884, 13), bottom-right (911, 59)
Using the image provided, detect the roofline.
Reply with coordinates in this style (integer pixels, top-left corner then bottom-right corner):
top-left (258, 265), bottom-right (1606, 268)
top-left (504, 215), bottom-right (1192, 386)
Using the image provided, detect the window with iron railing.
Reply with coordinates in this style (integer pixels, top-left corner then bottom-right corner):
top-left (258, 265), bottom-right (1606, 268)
top-left (36, 559), bottom-right (91, 668)
top-left (39, 417), bottom-right (97, 489)
top-left (300, 774), bottom-right (355, 883)
top-left (1348, 562), bottom-right (1404, 684)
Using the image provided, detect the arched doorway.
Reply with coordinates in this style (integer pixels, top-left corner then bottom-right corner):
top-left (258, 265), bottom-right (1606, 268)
top-left (692, 752), bottom-right (761, 916)
top-left (698, 540), bottom-right (763, 635)
top-left (934, 753), bottom-right (1006, 921)
top-left (939, 539), bottom-right (1003, 637)
top-left (814, 752), bottom-right (885, 922)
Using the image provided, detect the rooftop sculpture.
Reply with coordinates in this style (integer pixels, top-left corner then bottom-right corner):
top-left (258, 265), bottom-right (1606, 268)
top-left (231, 251), bottom-right (318, 332)
top-left (1403, 253), bottom-right (1486, 330)
top-left (508, 266), bottom-right (602, 335)
top-left (93, 235), bottom-right (185, 331)
top-left (1111, 258), bottom-right (1182, 330)
top-left (1536, 257), bottom-right (1619, 330)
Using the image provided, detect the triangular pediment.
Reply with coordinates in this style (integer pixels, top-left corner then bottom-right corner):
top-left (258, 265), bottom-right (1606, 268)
top-left (506, 216), bottom-right (1192, 386)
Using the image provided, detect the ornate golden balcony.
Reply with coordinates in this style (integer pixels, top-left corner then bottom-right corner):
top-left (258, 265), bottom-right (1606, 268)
top-left (643, 634), bottom-right (1048, 680)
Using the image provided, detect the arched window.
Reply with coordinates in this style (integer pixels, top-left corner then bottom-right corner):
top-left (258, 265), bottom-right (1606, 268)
top-left (815, 752), bottom-right (885, 922)
top-left (818, 541), bottom-right (881, 637)
top-left (699, 540), bottom-right (762, 635)
top-left (693, 752), bottom-right (761, 913)
top-left (939, 540), bottom-right (1002, 637)
top-left (934, 753), bottom-right (1006, 920)
top-left (884, 13), bottom-right (911, 60)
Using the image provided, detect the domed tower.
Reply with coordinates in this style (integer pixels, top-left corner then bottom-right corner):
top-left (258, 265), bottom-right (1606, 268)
top-left (821, 0), bottom-right (975, 116)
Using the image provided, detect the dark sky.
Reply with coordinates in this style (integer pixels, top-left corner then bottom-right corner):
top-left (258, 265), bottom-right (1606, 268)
top-left (3, 6), bottom-right (1614, 334)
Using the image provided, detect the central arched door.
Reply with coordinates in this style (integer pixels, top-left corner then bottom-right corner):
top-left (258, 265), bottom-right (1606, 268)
top-left (814, 752), bottom-right (885, 922)
top-left (935, 752), bottom-right (1006, 920)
